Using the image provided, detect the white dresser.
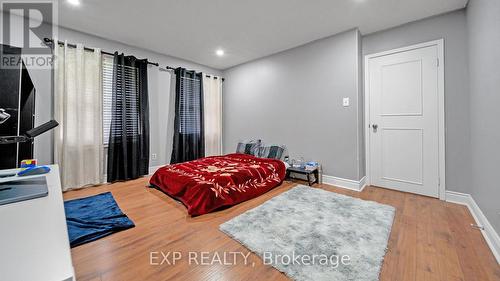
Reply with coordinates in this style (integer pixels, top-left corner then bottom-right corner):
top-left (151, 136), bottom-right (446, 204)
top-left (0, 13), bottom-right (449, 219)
top-left (0, 165), bottom-right (75, 281)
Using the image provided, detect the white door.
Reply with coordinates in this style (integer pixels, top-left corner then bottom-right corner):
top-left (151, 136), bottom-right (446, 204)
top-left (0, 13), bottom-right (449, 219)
top-left (367, 44), bottom-right (441, 198)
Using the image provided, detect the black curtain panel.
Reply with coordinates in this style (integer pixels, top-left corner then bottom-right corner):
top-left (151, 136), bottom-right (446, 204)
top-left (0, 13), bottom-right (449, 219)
top-left (107, 53), bottom-right (150, 182)
top-left (170, 67), bottom-right (205, 164)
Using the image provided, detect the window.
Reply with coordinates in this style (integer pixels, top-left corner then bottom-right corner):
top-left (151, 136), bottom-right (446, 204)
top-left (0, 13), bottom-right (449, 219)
top-left (102, 54), bottom-right (140, 144)
top-left (102, 55), bottom-right (113, 145)
top-left (179, 75), bottom-right (202, 134)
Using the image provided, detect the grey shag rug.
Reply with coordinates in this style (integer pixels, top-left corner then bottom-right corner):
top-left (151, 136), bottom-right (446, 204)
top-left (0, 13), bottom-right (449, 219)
top-left (219, 185), bottom-right (395, 281)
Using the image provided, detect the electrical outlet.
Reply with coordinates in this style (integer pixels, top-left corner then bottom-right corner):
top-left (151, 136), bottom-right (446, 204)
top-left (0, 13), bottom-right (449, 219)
top-left (343, 97), bottom-right (350, 107)
top-left (151, 153), bottom-right (157, 160)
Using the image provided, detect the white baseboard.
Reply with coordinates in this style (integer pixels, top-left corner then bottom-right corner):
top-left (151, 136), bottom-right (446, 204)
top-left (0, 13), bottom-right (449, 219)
top-left (446, 191), bottom-right (500, 264)
top-left (322, 175), bottom-right (367, 192)
top-left (148, 165), bottom-right (163, 175)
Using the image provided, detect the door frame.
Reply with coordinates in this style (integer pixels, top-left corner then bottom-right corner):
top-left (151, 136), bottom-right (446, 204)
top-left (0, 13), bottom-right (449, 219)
top-left (364, 39), bottom-right (446, 200)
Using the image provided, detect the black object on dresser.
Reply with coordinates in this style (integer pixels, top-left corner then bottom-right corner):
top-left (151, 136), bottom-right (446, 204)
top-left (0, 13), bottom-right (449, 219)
top-left (286, 166), bottom-right (319, 186)
top-left (0, 44), bottom-right (36, 169)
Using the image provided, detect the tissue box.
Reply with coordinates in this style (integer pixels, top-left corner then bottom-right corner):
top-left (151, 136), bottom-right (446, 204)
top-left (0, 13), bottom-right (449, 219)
top-left (305, 161), bottom-right (319, 171)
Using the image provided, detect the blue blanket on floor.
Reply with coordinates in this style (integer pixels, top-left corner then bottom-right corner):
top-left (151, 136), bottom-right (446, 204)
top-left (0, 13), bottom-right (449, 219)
top-left (64, 192), bottom-right (135, 247)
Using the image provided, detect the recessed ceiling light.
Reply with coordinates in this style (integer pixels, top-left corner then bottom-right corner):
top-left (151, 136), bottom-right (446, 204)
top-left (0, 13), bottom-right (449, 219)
top-left (67, 0), bottom-right (81, 6)
top-left (215, 49), bottom-right (225, 57)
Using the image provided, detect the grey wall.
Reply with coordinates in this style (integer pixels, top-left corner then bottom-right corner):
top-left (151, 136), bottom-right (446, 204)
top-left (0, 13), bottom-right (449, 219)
top-left (1, 12), bottom-right (221, 168)
top-left (362, 10), bottom-right (471, 194)
top-left (466, 0), bottom-right (500, 234)
top-left (223, 29), bottom-right (363, 181)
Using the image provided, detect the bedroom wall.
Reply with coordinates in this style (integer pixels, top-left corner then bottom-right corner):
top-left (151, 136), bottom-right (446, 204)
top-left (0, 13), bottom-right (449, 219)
top-left (362, 10), bottom-right (471, 194)
top-left (222, 29), bottom-right (363, 181)
top-left (1, 12), bottom-right (222, 169)
top-left (466, 0), bottom-right (500, 234)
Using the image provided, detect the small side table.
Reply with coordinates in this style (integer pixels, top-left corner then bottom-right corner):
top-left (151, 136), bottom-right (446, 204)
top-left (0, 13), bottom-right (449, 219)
top-left (286, 166), bottom-right (319, 186)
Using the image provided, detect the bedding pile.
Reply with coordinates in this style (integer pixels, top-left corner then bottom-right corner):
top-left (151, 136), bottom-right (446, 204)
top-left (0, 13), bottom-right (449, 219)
top-left (64, 192), bottom-right (135, 247)
top-left (150, 153), bottom-right (286, 215)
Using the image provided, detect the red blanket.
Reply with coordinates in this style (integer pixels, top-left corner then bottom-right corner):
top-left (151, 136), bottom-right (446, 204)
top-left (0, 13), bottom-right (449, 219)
top-left (150, 153), bottom-right (286, 216)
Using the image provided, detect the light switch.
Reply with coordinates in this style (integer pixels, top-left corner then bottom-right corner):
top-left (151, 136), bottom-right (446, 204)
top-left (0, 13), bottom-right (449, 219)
top-left (343, 97), bottom-right (350, 107)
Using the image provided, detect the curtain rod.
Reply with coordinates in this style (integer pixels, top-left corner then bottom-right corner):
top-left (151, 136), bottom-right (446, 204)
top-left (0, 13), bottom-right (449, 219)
top-left (163, 65), bottom-right (225, 82)
top-left (43, 38), bottom-right (159, 66)
top-left (206, 74), bottom-right (225, 82)
top-left (45, 38), bottom-right (225, 81)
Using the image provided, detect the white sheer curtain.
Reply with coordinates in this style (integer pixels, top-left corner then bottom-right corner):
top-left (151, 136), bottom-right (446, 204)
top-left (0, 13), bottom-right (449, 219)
top-left (203, 75), bottom-right (223, 156)
top-left (165, 70), bottom-right (177, 164)
top-left (54, 41), bottom-right (103, 191)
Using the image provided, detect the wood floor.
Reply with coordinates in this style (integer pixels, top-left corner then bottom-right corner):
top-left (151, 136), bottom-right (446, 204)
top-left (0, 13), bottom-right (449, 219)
top-left (64, 178), bottom-right (500, 281)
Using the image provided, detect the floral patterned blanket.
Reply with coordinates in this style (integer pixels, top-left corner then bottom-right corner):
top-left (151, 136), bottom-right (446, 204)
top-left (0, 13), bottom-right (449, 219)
top-left (150, 153), bottom-right (286, 216)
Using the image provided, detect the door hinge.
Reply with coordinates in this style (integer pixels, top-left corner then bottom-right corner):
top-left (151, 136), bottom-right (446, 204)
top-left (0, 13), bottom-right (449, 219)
top-left (438, 177), bottom-right (440, 186)
top-left (437, 58), bottom-right (440, 67)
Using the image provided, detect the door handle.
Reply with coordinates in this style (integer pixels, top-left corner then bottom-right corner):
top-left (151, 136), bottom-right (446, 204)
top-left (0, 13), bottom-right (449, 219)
top-left (372, 124), bottom-right (378, 132)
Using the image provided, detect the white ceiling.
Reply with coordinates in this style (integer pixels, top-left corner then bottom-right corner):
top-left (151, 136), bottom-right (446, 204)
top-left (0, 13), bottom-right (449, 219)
top-left (57, 0), bottom-right (467, 70)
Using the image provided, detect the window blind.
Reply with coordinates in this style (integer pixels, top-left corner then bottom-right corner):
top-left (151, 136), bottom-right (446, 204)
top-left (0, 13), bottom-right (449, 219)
top-left (102, 54), bottom-right (141, 144)
top-left (179, 75), bottom-right (202, 134)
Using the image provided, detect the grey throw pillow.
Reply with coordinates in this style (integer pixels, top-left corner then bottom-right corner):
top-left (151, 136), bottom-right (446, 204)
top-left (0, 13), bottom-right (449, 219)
top-left (236, 139), bottom-right (261, 156)
top-left (259, 144), bottom-right (286, 160)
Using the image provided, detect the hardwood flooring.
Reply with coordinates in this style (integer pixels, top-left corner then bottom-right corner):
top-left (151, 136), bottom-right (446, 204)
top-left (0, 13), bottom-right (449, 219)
top-left (63, 178), bottom-right (500, 281)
